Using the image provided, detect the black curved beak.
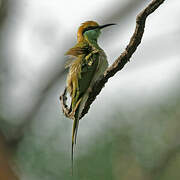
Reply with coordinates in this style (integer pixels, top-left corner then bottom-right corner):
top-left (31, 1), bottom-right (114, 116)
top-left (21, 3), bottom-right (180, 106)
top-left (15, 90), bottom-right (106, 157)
top-left (99, 23), bottom-right (116, 29)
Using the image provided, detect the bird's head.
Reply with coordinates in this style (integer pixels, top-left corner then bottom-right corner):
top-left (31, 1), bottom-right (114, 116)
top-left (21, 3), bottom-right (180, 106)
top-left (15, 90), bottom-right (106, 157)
top-left (77, 21), bottom-right (115, 42)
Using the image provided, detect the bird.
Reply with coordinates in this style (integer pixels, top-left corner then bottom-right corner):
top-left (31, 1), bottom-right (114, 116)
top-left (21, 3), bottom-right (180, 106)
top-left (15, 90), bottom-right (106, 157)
top-left (65, 20), bottom-right (115, 173)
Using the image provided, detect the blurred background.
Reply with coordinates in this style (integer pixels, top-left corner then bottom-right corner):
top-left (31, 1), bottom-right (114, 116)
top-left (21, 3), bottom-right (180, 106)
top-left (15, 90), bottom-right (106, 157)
top-left (0, 0), bottom-right (179, 179)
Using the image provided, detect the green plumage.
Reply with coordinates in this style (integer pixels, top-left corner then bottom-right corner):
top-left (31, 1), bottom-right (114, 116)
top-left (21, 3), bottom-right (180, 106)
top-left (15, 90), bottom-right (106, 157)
top-left (66, 45), bottom-right (101, 145)
top-left (70, 53), bottom-right (99, 110)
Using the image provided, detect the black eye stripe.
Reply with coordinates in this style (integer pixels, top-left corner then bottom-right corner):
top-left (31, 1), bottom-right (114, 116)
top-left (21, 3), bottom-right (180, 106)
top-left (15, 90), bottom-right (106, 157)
top-left (82, 26), bottom-right (99, 34)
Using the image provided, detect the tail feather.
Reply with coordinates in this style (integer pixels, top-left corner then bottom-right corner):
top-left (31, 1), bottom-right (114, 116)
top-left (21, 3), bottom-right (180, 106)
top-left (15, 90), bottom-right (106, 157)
top-left (71, 93), bottom-right (89, 175)
top-left (71, 116), bottom-right (79, 175)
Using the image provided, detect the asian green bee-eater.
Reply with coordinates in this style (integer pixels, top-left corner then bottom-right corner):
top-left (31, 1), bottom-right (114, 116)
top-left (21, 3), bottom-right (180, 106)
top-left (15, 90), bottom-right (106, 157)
top-left (65, 21), bottom-right (115, 171)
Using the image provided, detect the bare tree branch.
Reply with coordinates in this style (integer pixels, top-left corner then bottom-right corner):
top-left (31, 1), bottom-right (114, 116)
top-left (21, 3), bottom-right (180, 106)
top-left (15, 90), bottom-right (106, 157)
top-left (60, 0), bottom-right (165, 120)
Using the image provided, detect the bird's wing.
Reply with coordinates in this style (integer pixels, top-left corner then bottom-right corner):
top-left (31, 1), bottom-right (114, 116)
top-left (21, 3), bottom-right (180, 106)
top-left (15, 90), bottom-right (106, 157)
top-left (70, 52), bottom-right (99, 111)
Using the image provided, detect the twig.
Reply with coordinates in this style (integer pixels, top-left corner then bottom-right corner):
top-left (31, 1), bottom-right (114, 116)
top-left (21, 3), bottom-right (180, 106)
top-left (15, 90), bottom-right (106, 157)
top-left (60, 0), bottom-right (165, 120)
